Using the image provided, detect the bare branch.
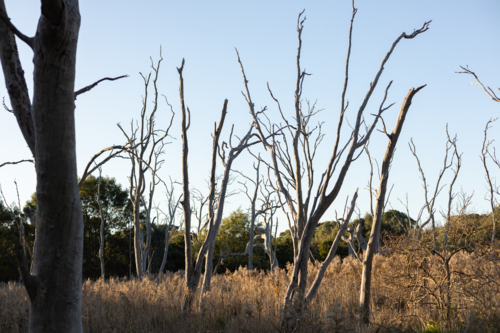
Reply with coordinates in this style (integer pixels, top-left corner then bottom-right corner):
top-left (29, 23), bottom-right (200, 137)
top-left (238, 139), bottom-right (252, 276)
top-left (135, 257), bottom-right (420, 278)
top-left (481, 118), bottom-right (499, 247)
top-left (74, 75), bottom-right (129, 99)
top-left (457, 66), bottom-right (500, 102)
top-left (0, 159), bottom-right (34, 168)
top-left (0, 8), bottom-right (34, 49)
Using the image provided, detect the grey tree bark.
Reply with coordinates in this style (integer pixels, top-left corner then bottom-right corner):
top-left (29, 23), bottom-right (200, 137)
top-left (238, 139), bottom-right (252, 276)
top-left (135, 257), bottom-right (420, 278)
top-left (236, 4), bottom-right (430, 319)
top-left (96, 169), bottom-right (106, 280)
top-left (359, 84), bottom-right (426, 325)
top-left (481, 119), bottom-right (499, 248)
top-left (119, 55), bottom-right (173, 279)
top-left (177, 59), bottom-right (270, 311)
top-left (0, 0), bottom-right (85, 331)
top-left (159, 182), bottom-right (181, 273)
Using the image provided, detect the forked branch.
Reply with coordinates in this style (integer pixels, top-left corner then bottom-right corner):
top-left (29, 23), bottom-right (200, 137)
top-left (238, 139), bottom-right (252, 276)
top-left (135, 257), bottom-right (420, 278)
top-left (0, 8), bottom-right (34, 49)
top-left (457, 66), bottom-right (500, 102)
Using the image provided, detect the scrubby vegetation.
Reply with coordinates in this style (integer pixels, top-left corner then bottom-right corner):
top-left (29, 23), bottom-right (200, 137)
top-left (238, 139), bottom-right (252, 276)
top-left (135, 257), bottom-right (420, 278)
top-left (2, 241), bottom-right (499, 332)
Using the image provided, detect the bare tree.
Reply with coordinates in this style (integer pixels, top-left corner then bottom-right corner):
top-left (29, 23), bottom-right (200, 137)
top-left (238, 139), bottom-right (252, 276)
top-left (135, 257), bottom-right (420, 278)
top-left (118, 54), bottom-right (174, 279)
top-left (177, 59), bottom-right (276, 311)
top-left (237, 3), bottom-right (430, 316)
top-left (233, 160), bottom-right (280, 270)
top-left (457, 66), bottom-right (499, 102)
top-left (96, 168), bottom-right (106, 279)
top-left (441, 128), bottom-right (462, 252)
top-left (359, 84), bottom-right (426, 325)
top-left (481, 119), bottom-right (499, 247)
top-left (158, 180), bottom-right (182, 273)
top-left (235, 160), bottom-right (262, 270)
top-left (223, 180), bottom-right (281, 271)
top-left (409, 130), bottom-right (456, 249)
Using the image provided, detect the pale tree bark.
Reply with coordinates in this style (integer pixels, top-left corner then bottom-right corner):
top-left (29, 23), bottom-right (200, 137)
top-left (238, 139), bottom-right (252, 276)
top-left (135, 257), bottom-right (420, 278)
top-left (237, 2), bottom-right (430, 316)
top-left (233, 161), bottom-right (279, 270)
top-left (177, 59), bottom-right (272, 311)
top-left (341, 217), bottom-right (366, 259)
top-left (254, 191), bottom-right (280, 272)
top-left (306, 189), bottom-right (358, 302)
top-left (441, 127), bottom-right (461, 252)
top-left (159, 180), bottom-right (182, 273)
top-left (359, 84), bottom-right (426, 325)
top-left (236, 160), bottom-right (262, 270)
top-left (119, 54), bottom-right (174, 279)
top-left (217, 185), bottom-right (280, 272)
top-left (481, 119), bottom-right (500, 248)
top-left (0, 0), bottom-right (85, 331)
top-left (96, 168), bottom-right (106, 280)
top-left (409, 132), bottom-right (455, 249)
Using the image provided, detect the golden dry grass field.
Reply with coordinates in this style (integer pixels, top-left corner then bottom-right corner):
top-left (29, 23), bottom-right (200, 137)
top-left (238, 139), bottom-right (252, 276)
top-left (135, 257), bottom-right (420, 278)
top-left (1, 245), bottom-right (500, 333)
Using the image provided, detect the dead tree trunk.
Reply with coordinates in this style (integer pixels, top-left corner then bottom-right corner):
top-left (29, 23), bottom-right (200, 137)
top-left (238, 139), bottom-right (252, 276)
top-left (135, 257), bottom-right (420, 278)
top-left (119, 55), bottom-right (173, 279)
top-left (236, 4), bottom-right (430, 317)
top-left (241, 161), bottom-right (261, 271)
top-left (177, 59), bottom-right (269, 311)
top-left (96, 170), bottom-right (106, 280)
top-left (359, 84), bottom-right (425, 325)
top-left (0, 1), bottom-right (85, 331)
top-left (254, 208), bottom-right (280, 272)
top-left (481, 119), bottom-right (499, 248)
top-left (159, 182), bottom-right (181, 273)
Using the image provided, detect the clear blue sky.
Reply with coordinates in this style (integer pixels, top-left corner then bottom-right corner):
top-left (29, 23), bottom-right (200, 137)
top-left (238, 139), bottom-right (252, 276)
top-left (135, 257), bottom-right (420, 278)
top-left (0, 0), bottom-right (498, 231)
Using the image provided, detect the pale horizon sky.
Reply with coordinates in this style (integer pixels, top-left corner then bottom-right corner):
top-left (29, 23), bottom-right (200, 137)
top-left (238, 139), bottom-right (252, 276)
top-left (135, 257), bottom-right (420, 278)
top-left (0, 0), bottom-right (498, 233)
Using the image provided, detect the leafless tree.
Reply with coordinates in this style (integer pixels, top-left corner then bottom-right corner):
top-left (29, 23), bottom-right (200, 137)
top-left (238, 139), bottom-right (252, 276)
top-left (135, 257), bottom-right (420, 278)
top-left (235, 160), bottom-right (263, 270)
top-left (222, 177), bottom-right (281, 271)
top-left (236, 3), bottom-right (430, 317)
top-left (158, 179), bottom-right (182, 274)
top-left (481, 119), bottom-right (499, 247)
top-left (441, 128), bottom-right (462, 252)
top-left (457, 66), bottom-right (499, 102)
top-left (359, 84), bottom-right (426, 325)
top-left (0, 0), bottom-right (129, 330)
top-left (96, 167), bottom-right (106, 279)
top-left (177, 59), bottom-right (279, 311)
top-left (118, 54), bottom-right (174, 279)
top-left (409, 130), bottom-right (457, 250)
top-left (233, 159), bottom-right (280, 270)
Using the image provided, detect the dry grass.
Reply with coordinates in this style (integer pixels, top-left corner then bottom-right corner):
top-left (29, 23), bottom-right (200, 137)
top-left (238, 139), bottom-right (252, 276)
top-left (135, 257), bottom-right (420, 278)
top-left (1, 249), bottom-right (500, 333)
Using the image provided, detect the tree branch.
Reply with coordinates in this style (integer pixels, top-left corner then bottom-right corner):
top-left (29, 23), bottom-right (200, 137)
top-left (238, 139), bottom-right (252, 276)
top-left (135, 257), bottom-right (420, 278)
top-left (74, 75), bottom-right (129, 100)
top-left (457, 65), bottom-right (499, 102)
top-left (0, 159), bottom-right (34, 168)
top-left (15, 245), bottom-right (39, 301)
top-left (0, 8), bottom-right (34, 49)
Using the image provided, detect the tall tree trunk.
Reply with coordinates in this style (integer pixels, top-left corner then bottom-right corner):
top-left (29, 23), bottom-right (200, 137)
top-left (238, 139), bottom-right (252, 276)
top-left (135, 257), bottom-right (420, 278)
top-left (359, 85), bottom-right (425, 325)
top-left (159, 224), bottom-right (172, 273)
top-left (1, 0), bottom-right (84, 331)
top-left (97, 175), bottom-right (106, 280)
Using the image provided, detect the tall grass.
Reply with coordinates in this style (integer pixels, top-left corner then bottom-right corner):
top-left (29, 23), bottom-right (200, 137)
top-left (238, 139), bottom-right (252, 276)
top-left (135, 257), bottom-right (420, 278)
top-left (1, 248), bottom-right (499, 332)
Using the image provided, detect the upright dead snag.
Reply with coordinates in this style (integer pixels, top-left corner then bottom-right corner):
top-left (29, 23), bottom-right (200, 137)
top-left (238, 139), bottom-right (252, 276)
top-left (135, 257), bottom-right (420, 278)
top-left (119, 54), bottom-right (174, 279)
top-left (158, 180), bottom-right (182, 274)
top-left (177, 60), bottom-right (269, 311)
top-left (481, 119), bottom-right (499, 248)
top-left (237, 3), bottom-right (430, 316)
top-left (359, 85), bottom-right (426, 325)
